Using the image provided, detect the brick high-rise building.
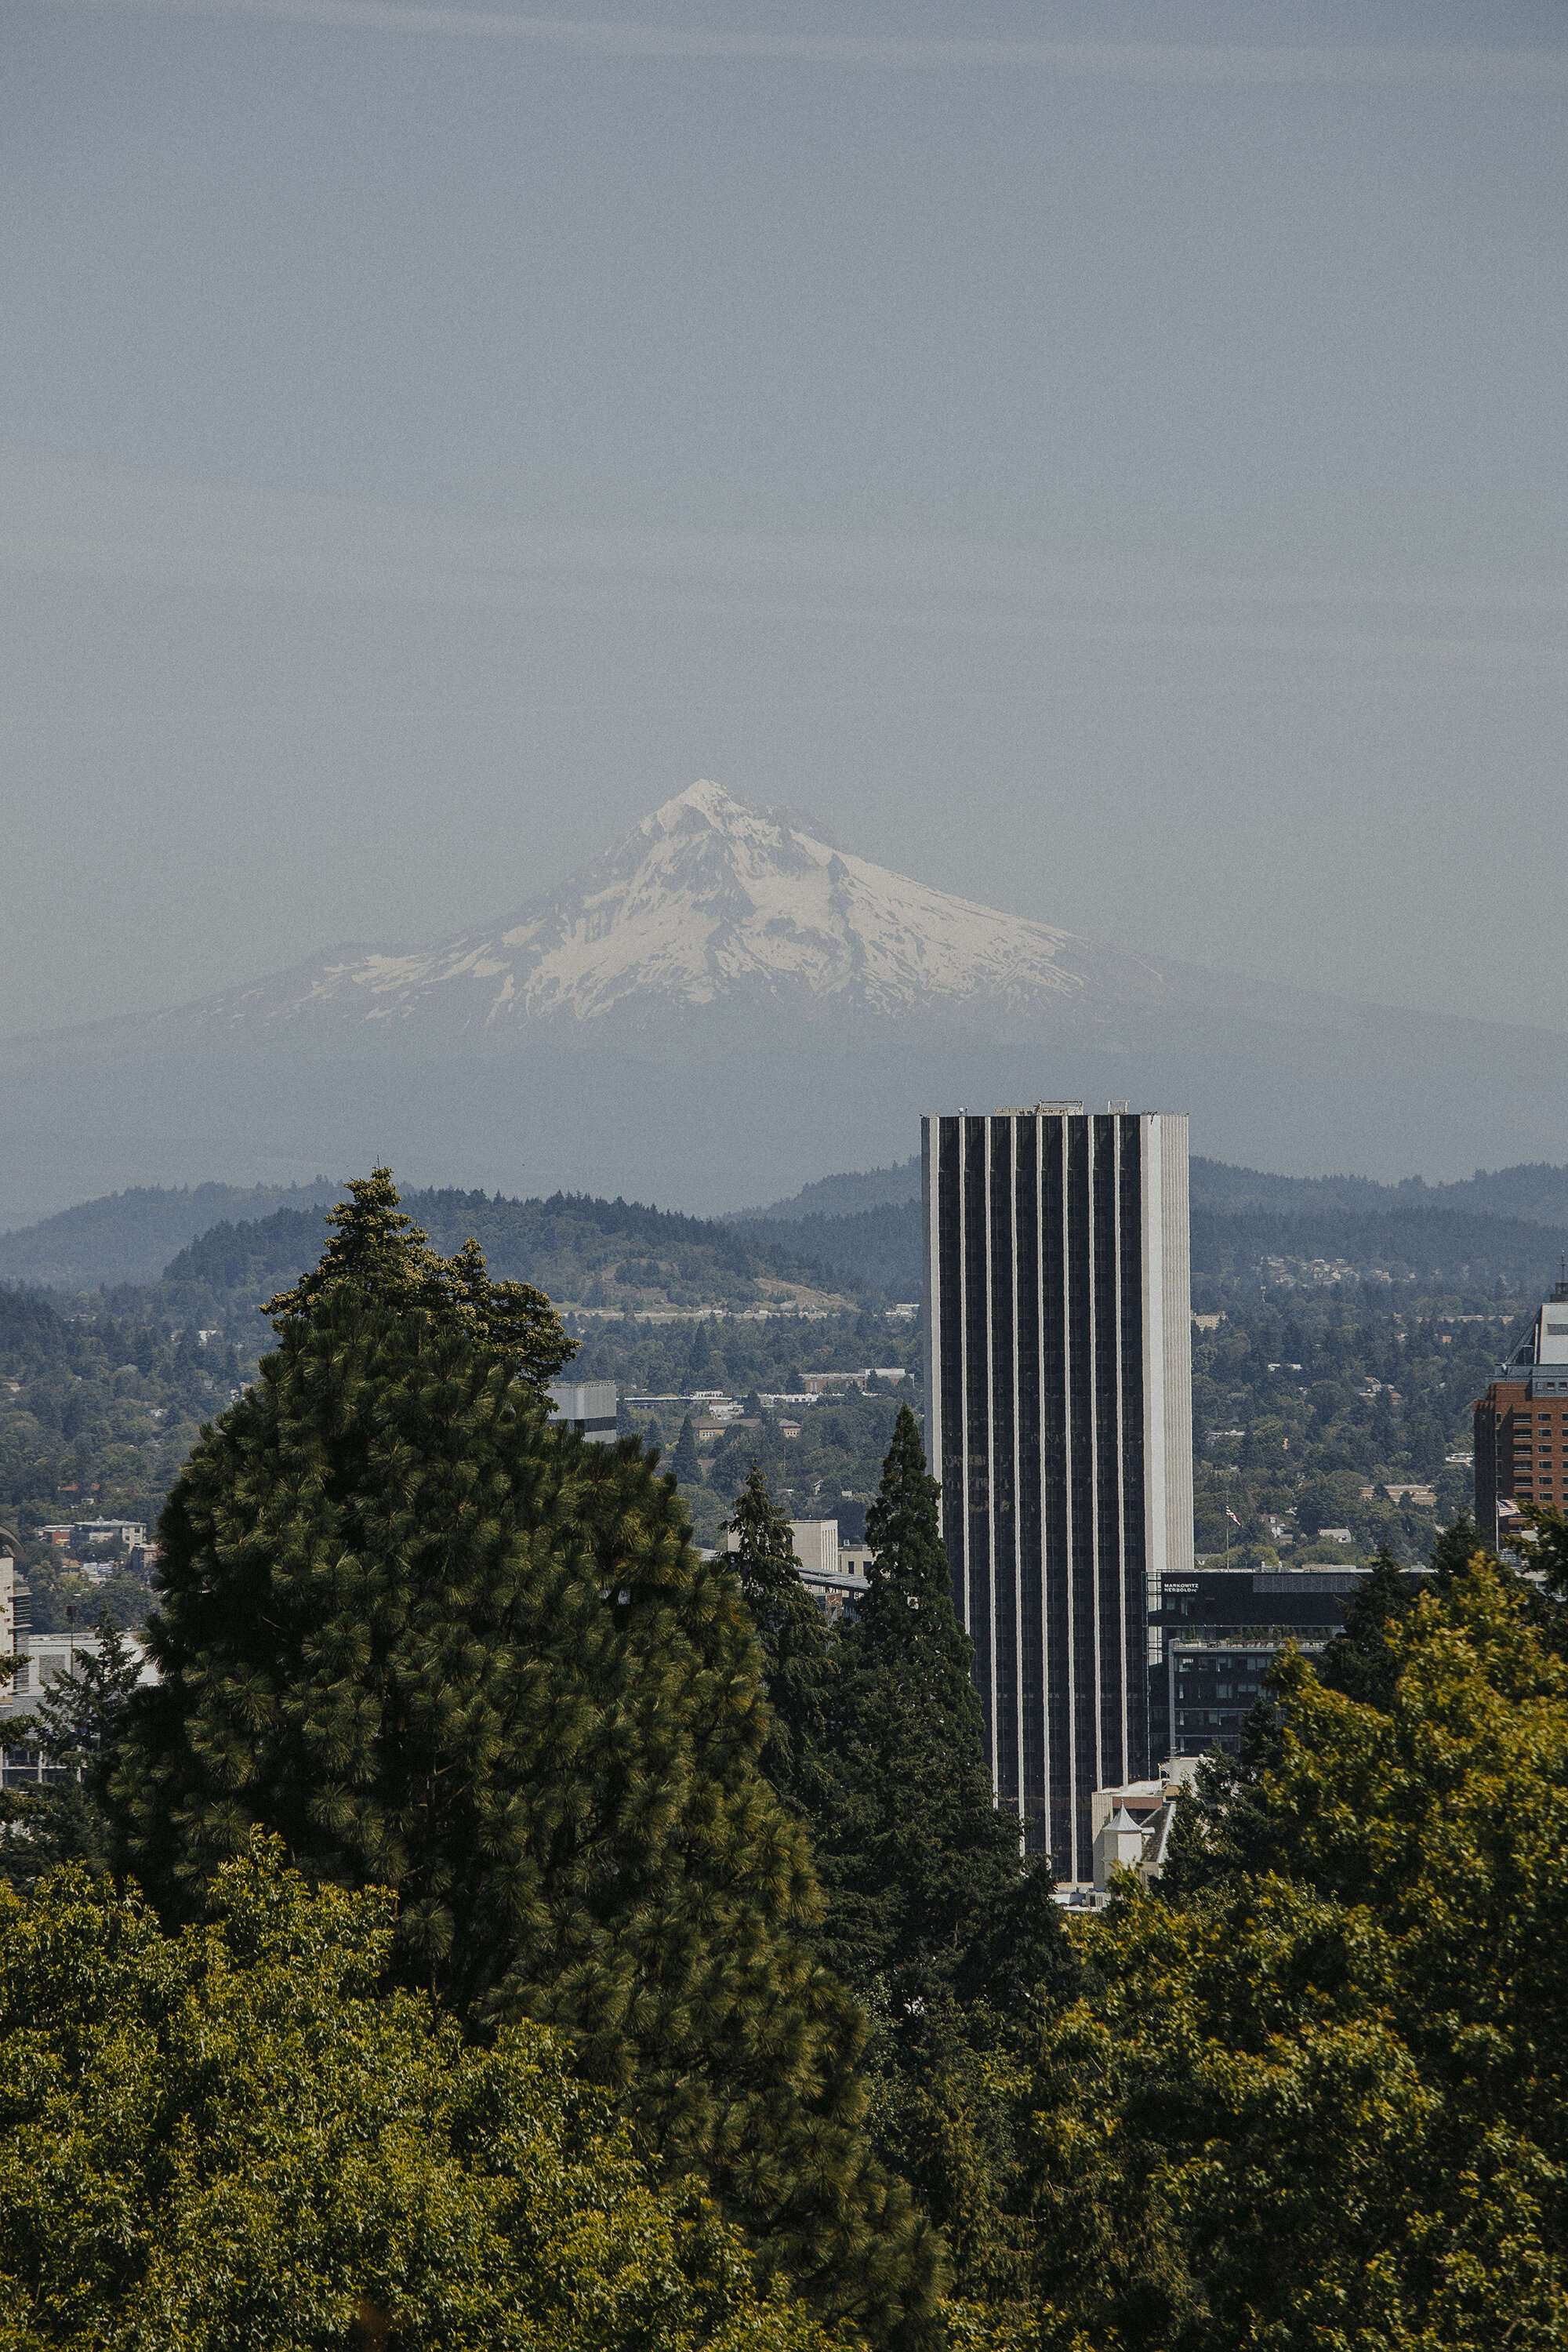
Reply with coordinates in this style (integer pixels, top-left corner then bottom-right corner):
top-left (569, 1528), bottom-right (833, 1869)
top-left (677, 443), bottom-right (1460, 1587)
top-left (1474, 1278), bottom-right (1568, 1544)
top-left (922, 1104), bottom-right (1193, 1882)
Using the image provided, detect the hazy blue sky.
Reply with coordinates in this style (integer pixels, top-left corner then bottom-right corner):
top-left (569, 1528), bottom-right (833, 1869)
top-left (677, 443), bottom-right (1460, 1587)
top-left (3, 0), bottom-right (1564, 1040)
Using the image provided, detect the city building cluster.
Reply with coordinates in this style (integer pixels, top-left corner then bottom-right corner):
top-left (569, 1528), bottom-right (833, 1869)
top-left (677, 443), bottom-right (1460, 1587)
top-left (5, 1106), bottom-right (1544, 1903)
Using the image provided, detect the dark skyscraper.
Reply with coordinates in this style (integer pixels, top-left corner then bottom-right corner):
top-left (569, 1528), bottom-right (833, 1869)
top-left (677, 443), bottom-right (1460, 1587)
top-left (923, 1104), bottom-right (1193, 1882)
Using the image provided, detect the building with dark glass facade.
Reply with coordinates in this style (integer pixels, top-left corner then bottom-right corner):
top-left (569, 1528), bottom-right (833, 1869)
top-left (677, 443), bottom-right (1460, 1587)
top-left (1151, 1566), bottom-right (1432, 1759)
top-left (923, 1104), bottom-right (1193, 1881)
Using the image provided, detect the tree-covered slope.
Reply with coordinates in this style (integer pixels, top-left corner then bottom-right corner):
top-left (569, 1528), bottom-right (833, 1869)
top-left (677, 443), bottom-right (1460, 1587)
top-left (0, 1181), bottom-right (341, 1290)
top-left (143, 1189), bottom-right (868, 1331)
top-left (1191, 1203), bottom-right (1568, 1293)
top-left (733, 1203), bottom-right (924, 1297)
top-left (728, 1159), bottom-right (922, 1225)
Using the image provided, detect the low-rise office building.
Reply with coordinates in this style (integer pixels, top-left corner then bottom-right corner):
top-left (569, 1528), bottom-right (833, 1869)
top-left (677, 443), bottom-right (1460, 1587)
top-left (1057, 1759), bottom-right (1200, 1908)
top-left (38, 1518), bottom-right (148, 1552)
top-left (1150, 1565), bottom-right (1435, 1759)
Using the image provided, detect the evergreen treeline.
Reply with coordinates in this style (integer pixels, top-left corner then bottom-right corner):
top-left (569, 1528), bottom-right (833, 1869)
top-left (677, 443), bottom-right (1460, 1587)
top-left (1188, 1151), bottom-right (1568, 1225)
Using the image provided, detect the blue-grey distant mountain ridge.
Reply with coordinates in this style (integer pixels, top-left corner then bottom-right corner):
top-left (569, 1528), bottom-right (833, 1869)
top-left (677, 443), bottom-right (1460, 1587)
top-left (4, 780), bottom-right (1567, 1229)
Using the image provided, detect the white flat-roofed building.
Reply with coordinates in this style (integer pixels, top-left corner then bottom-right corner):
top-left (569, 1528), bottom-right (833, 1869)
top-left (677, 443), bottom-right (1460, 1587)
top-left (546, 1379), bottom-right (618, 1439)
top-left (2, 1626), bottom-right (161, 1786)
top-left (70, 1519), bottom-right (148, 1550)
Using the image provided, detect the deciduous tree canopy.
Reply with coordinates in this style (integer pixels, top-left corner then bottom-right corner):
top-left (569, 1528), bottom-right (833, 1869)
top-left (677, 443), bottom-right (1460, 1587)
top-left (1025, 1556), bottom-right (1568, 2350)
top-left (0, 1842), bottom-right (836, 2352)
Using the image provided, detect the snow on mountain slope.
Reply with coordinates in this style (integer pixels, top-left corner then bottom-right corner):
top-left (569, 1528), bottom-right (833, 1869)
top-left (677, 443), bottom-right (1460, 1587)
top-left (165, 781), bottom-right (1172, 1038)
top-left (7, 782), bottom-right (1568, 1229)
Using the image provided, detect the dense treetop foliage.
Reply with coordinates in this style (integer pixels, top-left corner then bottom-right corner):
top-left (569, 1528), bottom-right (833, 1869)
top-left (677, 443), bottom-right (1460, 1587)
top-left (1025, 1552), bottom-right (1568, 2350)
top-left (263, 1167), bottom-right (577, 1389)
top-left (0, 1842), bottom-right (837, 2352)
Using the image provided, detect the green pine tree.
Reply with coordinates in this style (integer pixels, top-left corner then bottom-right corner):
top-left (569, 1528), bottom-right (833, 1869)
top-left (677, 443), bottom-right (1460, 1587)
top-left (724, 1462), bottom-right (833, 1826)
top-left (0, 1606), bottom-right (143, 1891)
top-left (672, 1414), bottom-right (702, 1486)
top-left (818, 1405), bottom-right (1025, 1999)
top-left (1509, 1501), bottom-right (1568, 1661)
top-left (266, 1166), bottom-right (577, 1390)
top-left (1316, 1542), bottom-right (1419, 1710)
top-left (111, 1272), bottom-right (936, 2340)
top-left (816, 1410), bottom-right (1080, 2332)
top-left (1428, 1504), bottom-right (1488, 1592)
top-left (1156, 1694), bottom-right (1290, 1904)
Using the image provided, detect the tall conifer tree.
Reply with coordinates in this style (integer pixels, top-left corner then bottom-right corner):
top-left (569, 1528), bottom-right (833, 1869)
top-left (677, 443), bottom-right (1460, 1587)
top-left (671, 1415), bottom-right (702, 1486)
top-left (265, 1166), bottom-right (577, 1388)
top-left (112, 1181), bottom-right (937, 2343)
top-left (0, 1606), bottom-right (142, 1890)
top-left (1316, 1542), bottom-right (1419, 1710)
top-left (725, 1463), bottom-right (833, 1825)
top-left (820, 1406), bottom-right (1024, 1998)
top-left (1429, 1505), bottom-right (1487, 1591)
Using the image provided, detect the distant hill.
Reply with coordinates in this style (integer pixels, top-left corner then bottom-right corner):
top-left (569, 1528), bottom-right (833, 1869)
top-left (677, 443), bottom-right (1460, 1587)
top-left (728, 1157), bottom-right (922, 1224)
top-left (0, 1180), bottom-right (342, 1290)
top-left (730, 1160), bottom-right (1568, 1303)
top-left (1190, 1205), bottom-right (1568, 1295)
top-left (1189, 1156), bottom-right (1568, 1226)
top-left (734, 1202), bottom-right (924, 1297)
top-left (13, 1146), bottom-right (1568, 1319)
top-left (734, 1150), bottom-right (1568, 1239)
top-left (136, 1187), bottom-right (869, 1337)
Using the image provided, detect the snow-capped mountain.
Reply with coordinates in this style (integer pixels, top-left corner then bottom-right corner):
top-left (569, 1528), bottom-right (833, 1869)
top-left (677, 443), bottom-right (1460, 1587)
top-left (5, 780), bottom-right (1568, 1226)
top-left (167, 779), bottom-right (1173, 1040)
